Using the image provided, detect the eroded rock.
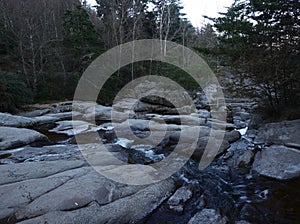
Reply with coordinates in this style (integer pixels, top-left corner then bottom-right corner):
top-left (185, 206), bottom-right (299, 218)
top-left (252, 145), bottom-right (300, 180)
top-left (188, 209), bottom-right (228, 224)
top-left (0, 127), bottom-right (48, 150)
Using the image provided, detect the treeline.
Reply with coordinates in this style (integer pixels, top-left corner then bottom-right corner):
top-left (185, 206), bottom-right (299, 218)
top-left (203, 0), bottom-right (300, 118)
top-left (0, 0), bottom-right (216, 112)
top-left (1, 0), bottom-right (298, 119)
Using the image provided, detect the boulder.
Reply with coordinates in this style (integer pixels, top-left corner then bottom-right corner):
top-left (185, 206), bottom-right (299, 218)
top-left (225, 130), bottom-right (241, 143)
top-left (167, 186), bottom-right (193, 213)
top-left (33, 115), bottom-right (60, 125)
top-left (0, 127), bottom-right (48, 150)
top-left (237, 151), bottom-right (255, 168)
top-left (254, 119), bottom-right (300, 146)
top-left (17, 179), bottom-right (175, 224)
top-left (248, 114), bottom-right (264, 130)
top-left (0, 113), bottom-right (36, 128)
top-left (252, 145), bottom-right (300, 180)
top-left (47, 111), bottom-right (82, 120)
top-left (239, 112), bottom-right (251, 121)
top-left (83, 105), bottom-right (112, 121)
top-left (1, 145), bottom-right (83, 163)
top-left (19, 109), bottom-right (50, 118)
top-left (198, 109), bottom-right (211, 118)
top-left (51, 101), bottom-right (73, 113)
top-left (236, 221), bottom-right (251, 224)
top-left (49, 120), bottom-right (95, 136)
top-left (188, 209), bottom-right (228, 224)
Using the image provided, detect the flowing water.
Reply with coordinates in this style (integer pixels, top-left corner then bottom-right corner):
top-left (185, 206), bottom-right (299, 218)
top-left (12, 123), bottom-right (300, 223)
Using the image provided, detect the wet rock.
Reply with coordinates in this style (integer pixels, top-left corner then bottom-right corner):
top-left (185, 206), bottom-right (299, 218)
top-left (207, 119), bottom-right (235, 130)
top-left (234, 118), bottom-right (247, 129)
top-left (51, 101), bottom-right (73, 113)
top-left (223, 150), bottom-right (234, 160)
top-left (19, 109), bottom-right (50, 117)
top-left (188, 209), bottom-right (228, 224)
top-left (254, 119), bottom-right (300, 146)
top-left (239, 204), bottom-right (261, 222)
top-left (0, 113), bottom-right (36, 128)
top-left (239, 112), bottom-right (250, 121)
top-left (198, 109), bottom-right (211, 118)
top-left (83, 105), bottom-right (112, 121)
top-left (236, 220), bottom-right (251, 224)
top-left (237, 151), bottom-right (254, 168)
top-left (167, 186), bottom-right (193, 213)
top-left (135, 101), bottom-right (193, 115)
top-left (128, 145), bottom-right (164, 164)
top-left (33, 115), bottom-right (60, 125)
top-left (225, 130), bottom-right (241, 143)
top-left (49, 120), bottom-right (95, 136)
top-left (246, 129), bottom-right (258, 140)
top-left (0, 153), bottom-right (12, 160)
top-left (47, 111), bottom-right (82, 120)
top-left (252, 145), bottom-right (300, 180)
top-left (0, 127), bottom-right (48, 150)
top-left (141, 95), bottom-right (175, 107)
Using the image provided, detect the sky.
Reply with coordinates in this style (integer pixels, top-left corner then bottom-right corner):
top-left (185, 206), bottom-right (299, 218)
top-left (86, 0), bottom-right (234, 28)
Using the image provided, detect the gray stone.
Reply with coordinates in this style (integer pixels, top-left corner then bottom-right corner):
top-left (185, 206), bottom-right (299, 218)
top-left (234, 119), bottom-right (247, 129)
top-left (239, 112), bottom-right (251, 121)
top-left (223, 150), bottom-right (234, 160)
top-left (198, 109), bottom-right (211, 118)
top-left (207, 119), bottom-right (235, 130)
top-left (0, 113), bottom-right (36, 128)
top-left (168, 186), bottom-right (193, 213)
top-left (18, 179), bottom-right (175, 224)
top-left (0, 127), bottom-right (48, 150)
top-left (0, 167), bottom-right (89, 220)
top-left (19, 109), bottom-right (50, 118)
top-left (51, 101), bottom-right (73, 113)
top-left (83, 105), bottom-right (112, 121)
top-left (49, 120), bottom-right (95, 136)
top-left (252, 145), bottom-right (300, 180)
top-left (225, 130), bottom-right (241, 143)
top-left (254, 119), bottom-right (300, 146)
top-left (236, 221), bottom-right (251, 224)
top-left (15, 171), bottom-right (119, 220)
top-left (2, 145), bottom-right (83, 163)
top-left (33, 115), bottom-right (60, 125)
top-left (188, 209), bottom-right (228, 224)
top-left (47, 111), bottom-right (82, 121)
top-left (134, 101), bottom-right (193, 115)
top-left (237, 151), bottom-right (255, 168)
top-left (248, 114), bottom-right (264, 130)
top-left (0, 160), bottom-right (86, 185)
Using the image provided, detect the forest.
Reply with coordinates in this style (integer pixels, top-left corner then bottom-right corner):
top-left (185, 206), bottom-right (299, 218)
top-left (0, 0), bottom-right (299, 119)
top-left (0, 2), bottom-right (300, 223)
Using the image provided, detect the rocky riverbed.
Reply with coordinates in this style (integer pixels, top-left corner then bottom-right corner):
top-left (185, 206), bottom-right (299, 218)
top-left (0, 87), bottom-right (299, 223)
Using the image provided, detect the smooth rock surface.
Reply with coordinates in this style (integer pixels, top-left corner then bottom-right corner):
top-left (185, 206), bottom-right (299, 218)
top-left (83, 105), bottom-right (112, 121)
top-left (49, 120), bottom-right (95, 136)
top-left (188, 209), bottom-right (228, 224)
top-left (0, 127), bottom-right (48, 150)
top-left (254, 119), bottom-right (300, 145)
top-left (252, 145), bottom-right (300, 180)
top-left (16, 177), bottom-right (174, 224)
top-left (0, 113), bottom-right (36, 128)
